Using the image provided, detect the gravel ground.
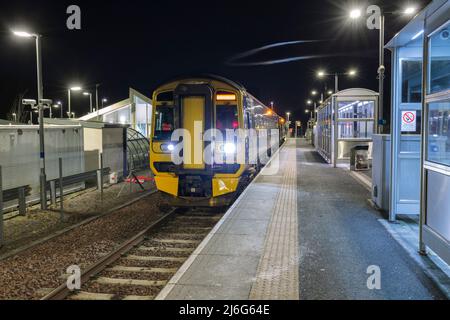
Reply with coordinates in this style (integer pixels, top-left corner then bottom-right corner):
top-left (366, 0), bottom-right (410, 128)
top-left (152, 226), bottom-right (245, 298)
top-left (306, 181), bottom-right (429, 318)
top-left (0, 192), bottom-right (166, 300)
top-left (58, 171), bottom-right (155, 214)
top-left (83, 282), bottom-right (164, 298)
top-left (0, 170), bottom-right (155, 257)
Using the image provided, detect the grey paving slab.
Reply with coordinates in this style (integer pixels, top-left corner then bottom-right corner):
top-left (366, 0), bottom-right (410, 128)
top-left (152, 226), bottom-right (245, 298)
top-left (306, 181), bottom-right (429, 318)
top-left (165, 284), bottom-right (253, 300)
top-left (201, 234), bottom-right (266, 257)
top-left (215, 218), bottom-right (270, 236)
top-left (230, 206), bottom-right (274, 221)
top-left (171, 254), bottom-right (261, 288)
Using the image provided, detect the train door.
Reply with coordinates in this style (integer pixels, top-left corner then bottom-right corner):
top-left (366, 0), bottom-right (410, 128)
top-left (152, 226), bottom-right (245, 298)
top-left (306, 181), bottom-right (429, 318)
top-left (182, 96), bottom-right (205, 170)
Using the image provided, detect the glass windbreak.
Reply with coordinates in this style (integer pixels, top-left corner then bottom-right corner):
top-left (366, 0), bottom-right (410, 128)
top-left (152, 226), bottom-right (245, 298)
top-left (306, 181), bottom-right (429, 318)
top-left (338, 121), bottom-right (374, 139)
top-left (216, 105), bottom-right (239, 134)
top-left (338, 101), bottom-right (374, 119)
top-left (429, 23), bottom-right (450, 94)
top-left (103, 106), bottom-right (131, 124)
top-left (154, 106), bottom-right (175, 141)
top-left (427, 101), bottom-right (450, 166)
top-left (402, 60), bottom-right (422, 103)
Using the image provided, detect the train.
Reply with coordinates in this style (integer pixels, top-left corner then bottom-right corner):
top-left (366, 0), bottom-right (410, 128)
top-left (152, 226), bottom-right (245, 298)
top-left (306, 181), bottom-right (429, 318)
top-left (150, 75), bottom-right (288, 207)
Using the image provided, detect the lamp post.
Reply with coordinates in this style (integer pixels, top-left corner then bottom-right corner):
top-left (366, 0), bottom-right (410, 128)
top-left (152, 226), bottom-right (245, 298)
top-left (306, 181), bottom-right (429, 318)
top-left (349, 6), bottom-right (417, 133)
top-left (83, 92), bottom-right (93, 113)
top-left (286, 112), bottom-right (291, 137)
top-left (102, 98), bottom-right (108, 108)
top-left (317, 69), bottom-right (357, 93)
top-left (13, 30), bottom-right (48, 209)
top-left (52, 104), bottom-right (60, 118)
top-left (95, 84), bottom-right (101, 111)
top-left (305, 109), bottom-right (312, 120)
top-left (68, 86), bottom-right (82, 117)
top-left (56, 101), bottom-right (63, 118)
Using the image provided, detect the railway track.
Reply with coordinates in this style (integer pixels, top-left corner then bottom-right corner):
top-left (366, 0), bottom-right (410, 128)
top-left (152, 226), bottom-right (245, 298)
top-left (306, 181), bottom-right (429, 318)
top-left (42, 208), bottom-right (224, 300)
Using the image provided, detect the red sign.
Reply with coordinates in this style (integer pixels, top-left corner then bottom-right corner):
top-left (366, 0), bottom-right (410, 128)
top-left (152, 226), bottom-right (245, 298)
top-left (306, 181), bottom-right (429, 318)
top-left (402, 112), bottom-right (415, 124)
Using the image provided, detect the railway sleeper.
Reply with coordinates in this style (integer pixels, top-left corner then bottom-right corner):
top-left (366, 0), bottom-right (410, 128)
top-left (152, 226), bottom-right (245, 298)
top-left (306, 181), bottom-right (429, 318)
top-left (107, 266), bottom-right (178, 274)
top-left (95, 277), bottom-right (167, 287)
top-left (137, 246), bottom-right (193, 253)
top-left (126, 255), bottom-right (185, 262)
top-left (152, 239), bottom-right (199, 245)
top-left (69, 291), bottom-right (155, 301)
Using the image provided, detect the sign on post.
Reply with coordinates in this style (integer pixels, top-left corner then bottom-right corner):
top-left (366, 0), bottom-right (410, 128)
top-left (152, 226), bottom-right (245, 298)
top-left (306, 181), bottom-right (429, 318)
top-left (401, 111), bottom-right (417, 132)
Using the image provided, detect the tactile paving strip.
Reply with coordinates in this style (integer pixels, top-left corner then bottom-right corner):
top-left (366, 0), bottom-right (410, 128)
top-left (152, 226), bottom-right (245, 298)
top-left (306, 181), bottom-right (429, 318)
top-left (249, 143), bottom-right (299, 300)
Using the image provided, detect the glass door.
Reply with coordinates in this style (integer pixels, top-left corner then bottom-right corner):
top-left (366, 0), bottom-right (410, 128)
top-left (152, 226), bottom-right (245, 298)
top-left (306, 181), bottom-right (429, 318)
top-left (390, 41), bottom-right (423, 221)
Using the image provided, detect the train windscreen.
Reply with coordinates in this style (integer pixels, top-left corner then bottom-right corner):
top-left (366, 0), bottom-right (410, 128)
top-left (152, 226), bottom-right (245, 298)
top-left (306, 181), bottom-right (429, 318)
top-left (216, 105), bottom-right (239, 134)
top-left (154, 106), bottom-right (175, 140)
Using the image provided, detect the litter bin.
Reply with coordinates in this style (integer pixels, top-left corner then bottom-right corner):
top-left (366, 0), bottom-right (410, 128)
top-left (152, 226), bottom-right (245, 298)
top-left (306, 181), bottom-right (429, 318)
top-left (350, 146), bottom-right (370, 171)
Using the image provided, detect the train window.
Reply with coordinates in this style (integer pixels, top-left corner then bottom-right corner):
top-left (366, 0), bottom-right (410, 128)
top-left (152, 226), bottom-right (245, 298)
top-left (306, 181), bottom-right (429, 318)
top-left (216, 105), bottom-right (239, 133)
top-left (154, 106), bottom-right (176, 140)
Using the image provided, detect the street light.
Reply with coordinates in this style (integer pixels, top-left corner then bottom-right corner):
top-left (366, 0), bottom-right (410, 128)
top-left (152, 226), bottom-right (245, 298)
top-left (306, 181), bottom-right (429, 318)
top-left (56, 101), bottom-right (63, 118)
top-left (348, 5), bottom-right (418, 133)
top-left (102, 98), bottom-right (108, 107)
top-left (349, 9), bottom-right (362, 19)
top-left (311, 90), bottom-right (318, 96)
top-left (13, 29), bottom-right (47, 209)
top-left (83, 92), bottom-right (93, 113)
top-left (317, 69), bottom-right (357, 93)
top-left (404, 7), bottom-right (417, 15)
top-left (67, 86), bottom-right (82, 117)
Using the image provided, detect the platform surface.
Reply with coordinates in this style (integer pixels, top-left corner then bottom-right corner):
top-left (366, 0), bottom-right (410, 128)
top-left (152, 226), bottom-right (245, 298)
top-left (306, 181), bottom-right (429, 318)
top-left (158, 139), bottom-right (445, 300)
top-left (158, 139), bottom-right (299, 300)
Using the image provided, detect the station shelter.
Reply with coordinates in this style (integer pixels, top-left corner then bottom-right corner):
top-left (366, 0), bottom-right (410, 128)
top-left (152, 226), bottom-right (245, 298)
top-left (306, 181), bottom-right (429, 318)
top-left (315, 88), bottom-right (379, 167)
top-left (385, 0), bottom-right (450, 265)
top-left (79, 88), bottom-right (152, 138)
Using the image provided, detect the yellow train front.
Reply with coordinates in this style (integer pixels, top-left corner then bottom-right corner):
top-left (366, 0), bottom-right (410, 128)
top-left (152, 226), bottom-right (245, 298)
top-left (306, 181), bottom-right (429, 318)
top-left (150, 76), bottom-right (285, 207)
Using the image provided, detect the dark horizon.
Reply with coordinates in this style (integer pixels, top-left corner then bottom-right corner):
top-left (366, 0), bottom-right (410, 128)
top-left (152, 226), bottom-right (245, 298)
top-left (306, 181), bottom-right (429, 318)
top-left (0, 0), bottom-right (431, 125)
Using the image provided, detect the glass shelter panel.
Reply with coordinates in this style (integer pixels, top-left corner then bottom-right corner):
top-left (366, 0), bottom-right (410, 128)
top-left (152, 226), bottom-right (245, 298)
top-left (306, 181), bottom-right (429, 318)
top-left (103, 105), bottom-right (132, 125)
top-left (134, 96), bottom-right (151, 137)
top-left (401, 59), bottom-right (423, 103)
top-left (427, 100), bottom-right (450, 166)
top-left (337, 100), bottom-right (375, 140)
top-left (429, 22), bottom-right (450, 94)
top-left (338, 101), bottom-right (375, 119)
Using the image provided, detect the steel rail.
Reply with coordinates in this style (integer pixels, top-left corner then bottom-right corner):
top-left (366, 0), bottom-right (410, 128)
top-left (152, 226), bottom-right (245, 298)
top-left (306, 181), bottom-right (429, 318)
top-left (41, 208), bottom-right (178, 300)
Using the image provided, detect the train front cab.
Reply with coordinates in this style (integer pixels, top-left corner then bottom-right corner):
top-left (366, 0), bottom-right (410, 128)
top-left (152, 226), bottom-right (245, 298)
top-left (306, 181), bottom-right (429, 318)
top-left (150, 79), bottom-right (247, 207)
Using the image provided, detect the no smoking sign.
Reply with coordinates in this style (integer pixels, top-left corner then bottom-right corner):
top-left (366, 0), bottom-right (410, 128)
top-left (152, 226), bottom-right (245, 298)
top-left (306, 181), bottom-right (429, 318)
top-left (401, 111), bottom-right (417, 132)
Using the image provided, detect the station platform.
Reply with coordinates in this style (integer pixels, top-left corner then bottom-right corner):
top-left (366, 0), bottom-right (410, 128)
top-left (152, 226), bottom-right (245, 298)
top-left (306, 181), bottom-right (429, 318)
top-left (157, 139), bottom-right (445, 300)
top-left (158, 139), bottom-right (299, 300)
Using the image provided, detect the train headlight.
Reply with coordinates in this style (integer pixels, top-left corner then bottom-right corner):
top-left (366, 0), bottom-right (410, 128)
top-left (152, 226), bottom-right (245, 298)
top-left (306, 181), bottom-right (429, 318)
top-left (161, 143), bottom-right (175, 152)
top-left (223, 143), bottom-right (236, 154)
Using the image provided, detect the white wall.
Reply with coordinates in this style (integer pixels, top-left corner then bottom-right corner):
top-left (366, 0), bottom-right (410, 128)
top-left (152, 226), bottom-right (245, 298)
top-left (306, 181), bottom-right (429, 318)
top-left (0, 125), bottom-right (85, 198)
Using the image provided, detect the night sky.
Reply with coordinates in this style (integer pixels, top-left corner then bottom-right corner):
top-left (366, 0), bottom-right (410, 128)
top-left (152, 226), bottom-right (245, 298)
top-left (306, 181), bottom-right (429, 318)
top-left (0, 0), bottom-right (431, 125)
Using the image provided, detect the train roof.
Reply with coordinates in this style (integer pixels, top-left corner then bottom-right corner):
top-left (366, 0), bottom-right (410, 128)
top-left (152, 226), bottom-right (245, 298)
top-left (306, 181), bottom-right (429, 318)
top-left (155, 74), bottom-right (284, 119)
top-left (155, 74), bottom-right (247, 92)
